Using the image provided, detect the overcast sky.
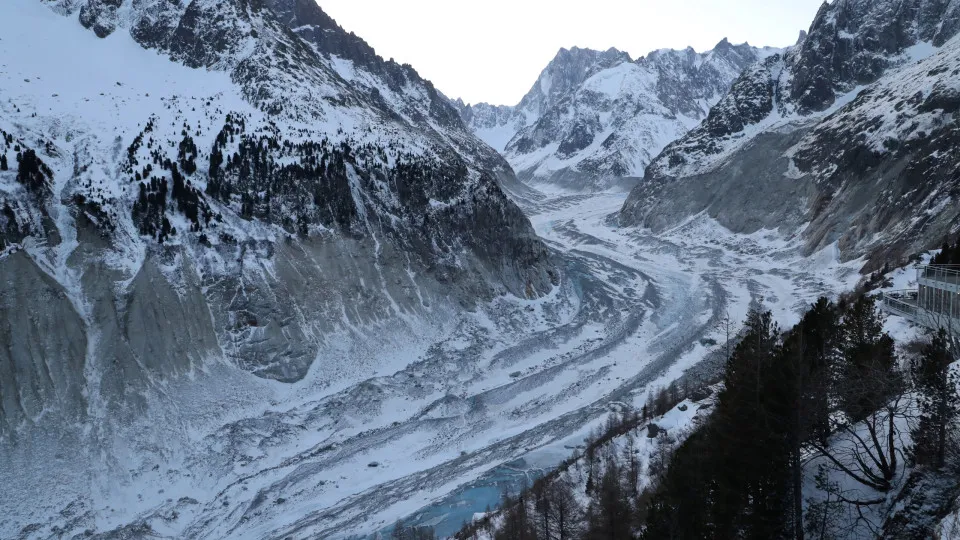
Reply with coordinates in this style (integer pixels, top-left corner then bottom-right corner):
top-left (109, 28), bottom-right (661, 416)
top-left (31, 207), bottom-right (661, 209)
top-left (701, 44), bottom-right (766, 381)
top-left (317, 1), bottom-right (826, 106)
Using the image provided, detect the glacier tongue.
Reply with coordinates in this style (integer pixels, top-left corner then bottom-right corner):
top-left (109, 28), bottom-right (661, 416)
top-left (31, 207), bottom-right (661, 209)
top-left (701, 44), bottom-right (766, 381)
top-left (1, 180), bottom-right (863, 539)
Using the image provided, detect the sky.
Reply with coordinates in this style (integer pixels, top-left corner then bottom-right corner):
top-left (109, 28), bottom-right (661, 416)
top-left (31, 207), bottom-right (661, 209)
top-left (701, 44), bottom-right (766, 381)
top-left (317, 0), bottom-right (826, 106)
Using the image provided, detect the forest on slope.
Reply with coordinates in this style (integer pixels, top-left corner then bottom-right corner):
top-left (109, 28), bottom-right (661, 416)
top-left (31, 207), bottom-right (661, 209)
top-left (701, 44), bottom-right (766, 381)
top-left (445, 262), bottom-right (960, 540)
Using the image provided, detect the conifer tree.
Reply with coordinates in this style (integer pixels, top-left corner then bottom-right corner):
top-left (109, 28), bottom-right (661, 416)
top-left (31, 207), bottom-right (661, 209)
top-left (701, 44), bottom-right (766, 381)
top-left (837, 295), bottom-right (899, 421)
top-left (494, 490), bottom-right (536, 540)
top-left (775, 297), bottom-right (840, 539)
top-left (911, 329), bottom-right (959, 469)
top-left (709, 308), bottom-right (791, 538)
top-left (641, 430), bottom-right (712, 539)
top-left (643, 308), bottom-right (792, 539)
top-left (16, 149), bottom-right (49, 194)
top-left (547, 477), bottom-right (583, 540)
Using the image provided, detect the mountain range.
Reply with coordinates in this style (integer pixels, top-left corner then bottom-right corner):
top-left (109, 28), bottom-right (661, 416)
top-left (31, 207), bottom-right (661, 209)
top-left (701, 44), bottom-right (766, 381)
top-left (3, 0), bottom-right (960, 537)
top-left (621, 0), bottom-right (960, 270)
top-left (456, 40), bottom-right (781, 190)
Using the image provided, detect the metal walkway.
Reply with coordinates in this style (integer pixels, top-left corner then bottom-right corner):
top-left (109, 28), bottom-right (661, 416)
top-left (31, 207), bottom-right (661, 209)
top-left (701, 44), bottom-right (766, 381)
top-left (880, 285), bottom-right (960, 332)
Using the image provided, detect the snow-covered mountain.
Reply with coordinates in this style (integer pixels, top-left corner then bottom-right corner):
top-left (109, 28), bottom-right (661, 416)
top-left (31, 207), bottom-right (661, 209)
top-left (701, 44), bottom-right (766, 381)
top-left (456, 41), bottom-right (779, 191)
top-left (0, 0), bottom-right (560, 535)
top-left (7, 0), bottom-right (960, 537)
top-left (622, 0), bottom-right (960, 270)
top-left (456, 47), bottom-right (630, 154)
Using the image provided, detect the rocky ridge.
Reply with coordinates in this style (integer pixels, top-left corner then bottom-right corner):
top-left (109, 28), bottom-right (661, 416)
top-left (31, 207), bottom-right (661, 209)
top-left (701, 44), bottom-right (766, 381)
top-left (621, 0), bottom-right (960, 270)
top-left (457, 41), bottom-right (777, 190)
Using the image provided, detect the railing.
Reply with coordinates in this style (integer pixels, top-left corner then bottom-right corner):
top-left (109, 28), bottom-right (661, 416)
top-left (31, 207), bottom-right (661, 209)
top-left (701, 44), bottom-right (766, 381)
top-left (880, 290), bottom-right (921, 320)
top-left (919, 265), bottom-right (960, 284)
top-left (881, 288), bottom-right (960, 333)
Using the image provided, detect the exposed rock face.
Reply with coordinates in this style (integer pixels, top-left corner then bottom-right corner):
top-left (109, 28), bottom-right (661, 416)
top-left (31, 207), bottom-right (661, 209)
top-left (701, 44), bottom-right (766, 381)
top-left (515, 47), bottom-right (633, 119)
top-left (456, 47), bottom-right (630, 155)
top-left (456, 42), bottom-right (775, 190)
top-left (265, 0), bottom-right (464, 128)
top-left (0, 252), bottom-right (87, 436)
top-left (622, 0), bottom-right (960, 270)
top-left (791, 0), bottom-right (960, 112)
top-left (0, 0), bottom-right (555, 436)
top-left (634, 0), bottom-right (960, 184)
top-left (624, 128), bottom-right (816, 236)
top-left (78, 0), bottom-right (121, 38)
top-left (792, 37), bottom-right (960, 267)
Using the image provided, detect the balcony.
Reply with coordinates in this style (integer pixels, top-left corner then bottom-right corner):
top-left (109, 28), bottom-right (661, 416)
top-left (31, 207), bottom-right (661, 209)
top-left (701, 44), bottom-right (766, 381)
top-left (918, 265), bottom-right (960, 292)
top-left (880, 265), bottom-right (960, 332)
top-left (880, 289), bottom-right (923, 323)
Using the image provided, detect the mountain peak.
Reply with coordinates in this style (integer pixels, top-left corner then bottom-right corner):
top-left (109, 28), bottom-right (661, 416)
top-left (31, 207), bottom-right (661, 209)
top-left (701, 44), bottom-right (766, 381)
top-left (554, 46), bottom-right (629, 62)
top-left (635, 0), bottom-right (960, 208)
top-left (459, 37), bottom-right (768, 190)
top-left (516, 45), bottom-right (632, 112)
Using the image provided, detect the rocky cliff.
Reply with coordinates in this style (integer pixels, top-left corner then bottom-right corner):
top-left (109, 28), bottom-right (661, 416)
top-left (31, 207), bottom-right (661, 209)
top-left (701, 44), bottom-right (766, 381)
top-left (622, 0), bottom-right (960, 270)
top-left (457, 41), bottom-right (777, 190)
top-left (0, 0), bottom-right (556, 441)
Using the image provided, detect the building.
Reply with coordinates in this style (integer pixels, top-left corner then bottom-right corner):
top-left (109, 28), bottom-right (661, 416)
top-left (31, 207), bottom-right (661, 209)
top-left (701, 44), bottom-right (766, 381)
top-left (881, 265), bottom-right (960, 331)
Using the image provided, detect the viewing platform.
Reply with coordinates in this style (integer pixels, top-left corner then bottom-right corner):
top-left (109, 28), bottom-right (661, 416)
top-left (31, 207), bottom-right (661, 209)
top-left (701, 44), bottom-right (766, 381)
top-left (880, 265), bottom-right (960, 332)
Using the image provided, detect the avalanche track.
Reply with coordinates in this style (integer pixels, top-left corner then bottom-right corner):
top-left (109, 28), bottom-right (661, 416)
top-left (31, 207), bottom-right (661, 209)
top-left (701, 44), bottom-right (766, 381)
top-left (3, 189), bottom-right (859, 540)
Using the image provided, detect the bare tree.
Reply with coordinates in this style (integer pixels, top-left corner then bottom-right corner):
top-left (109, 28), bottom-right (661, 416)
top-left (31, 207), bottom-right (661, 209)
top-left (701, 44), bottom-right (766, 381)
top-left (547, 475), bottom-right (583, 540)
top-left (647, 431), bottom-right (677, 487)
top-left (713, 309), bottom-right (733, 360)
top-left (811, 296), bottom-right (907, 505)
top-left (812, 361), bottom-right (907, 495)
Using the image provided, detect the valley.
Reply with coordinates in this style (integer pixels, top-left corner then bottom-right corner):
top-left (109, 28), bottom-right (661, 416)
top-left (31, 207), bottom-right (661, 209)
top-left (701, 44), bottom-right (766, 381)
top-left (3, 0), bottom-right (959, 538)
top-left (218, 187), bottom-right (859, 538)
top-left (32, 188), bottom-right (863, 539)
top-left (1, 183), bottom-right (858, 539)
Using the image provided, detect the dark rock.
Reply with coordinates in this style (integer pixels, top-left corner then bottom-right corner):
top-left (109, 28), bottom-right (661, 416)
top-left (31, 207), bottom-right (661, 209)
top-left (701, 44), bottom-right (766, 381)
top-left (639, 0), bottom-right (960, 186)
top-left (263, 0), bottom-right (463, 130)
top-left (78, 0), bottom-right (122, 38)
top-left (689, 387), bottom-right (714, 402)
top-left (881, 469), bottom-right (960, 538)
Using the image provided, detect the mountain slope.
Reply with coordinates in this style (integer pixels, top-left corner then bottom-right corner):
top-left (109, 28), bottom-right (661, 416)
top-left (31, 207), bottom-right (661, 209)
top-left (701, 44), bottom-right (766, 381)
top-left (457, 47), bottom-right (630, 153)
top-left (621, 0), bottom-right (960, 270)
top-left (0, 1), bottom-right (560, 535)
top-left (457, 41), bottom-right (777, 191)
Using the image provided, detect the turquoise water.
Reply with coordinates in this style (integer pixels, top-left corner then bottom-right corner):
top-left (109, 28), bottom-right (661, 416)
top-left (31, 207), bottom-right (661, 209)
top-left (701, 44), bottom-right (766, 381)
top-left (380, 458), bottom-right (552, 538)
